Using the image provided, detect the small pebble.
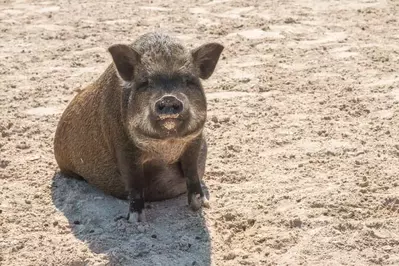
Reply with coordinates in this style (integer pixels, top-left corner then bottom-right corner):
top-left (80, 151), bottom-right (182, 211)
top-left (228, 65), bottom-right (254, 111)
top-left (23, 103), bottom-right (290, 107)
top-left (224, 252), bottom-right (236, 260)
top-left (151, 234), bottom-right (157, 239)
top-left (290, 218), bottom-right (302, 228)
top-left (247, 218), bottom-right (256, 226)
top-left (73, 220), bottom-right (80, 225)
top-left (114, 215), bottom-right (125, 221)
top-left (137, 225), bottom-right (146, 233)
top-left (219, 116), bottom-right (230, 123)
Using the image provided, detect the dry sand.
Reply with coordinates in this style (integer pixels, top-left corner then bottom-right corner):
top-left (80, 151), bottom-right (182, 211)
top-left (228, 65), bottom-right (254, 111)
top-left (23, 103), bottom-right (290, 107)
top-left (1, 0), bottom-right (399, 265)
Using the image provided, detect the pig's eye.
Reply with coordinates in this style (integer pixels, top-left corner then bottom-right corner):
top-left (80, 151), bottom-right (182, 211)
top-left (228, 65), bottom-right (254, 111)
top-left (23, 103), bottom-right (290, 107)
top-left (136, 80), bottom-right (149, 90)
top-left (185, 77), bottom-right (198, 87)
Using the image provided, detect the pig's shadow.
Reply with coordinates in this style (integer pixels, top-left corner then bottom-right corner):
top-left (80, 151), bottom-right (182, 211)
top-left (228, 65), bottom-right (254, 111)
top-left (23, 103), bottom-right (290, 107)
top-left (51, 172), bottom-right (211, 266)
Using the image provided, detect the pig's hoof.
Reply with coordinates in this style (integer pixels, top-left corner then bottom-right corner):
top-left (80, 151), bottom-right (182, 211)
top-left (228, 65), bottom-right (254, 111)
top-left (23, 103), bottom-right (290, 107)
top-left (189, 194), bottom-right (210, 211)
top-left (202, 197), bottom-right (210, 208)
top-left (127, 210), bottom-right (146, 223)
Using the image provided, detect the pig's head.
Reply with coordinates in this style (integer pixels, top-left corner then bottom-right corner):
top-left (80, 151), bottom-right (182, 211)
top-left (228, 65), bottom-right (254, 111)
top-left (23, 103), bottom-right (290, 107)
top-left (108, 33), bottom-right (223, 142)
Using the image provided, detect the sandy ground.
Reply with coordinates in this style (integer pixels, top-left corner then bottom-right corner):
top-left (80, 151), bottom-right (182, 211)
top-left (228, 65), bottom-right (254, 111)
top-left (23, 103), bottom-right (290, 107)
top-left (1, 0), bottom-right (399, 265)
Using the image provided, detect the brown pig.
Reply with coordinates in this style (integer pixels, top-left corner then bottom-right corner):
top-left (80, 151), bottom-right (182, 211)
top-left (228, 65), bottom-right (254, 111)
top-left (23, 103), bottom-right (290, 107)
top-left (53, 32), bottom-right (224, 222)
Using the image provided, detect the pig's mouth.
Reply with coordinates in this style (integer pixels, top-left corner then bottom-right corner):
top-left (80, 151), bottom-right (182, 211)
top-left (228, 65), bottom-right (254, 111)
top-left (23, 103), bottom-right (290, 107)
top-left (157, 114), bottom-right (183, 131)
top-left (160, 119), bottom-right (179, 130)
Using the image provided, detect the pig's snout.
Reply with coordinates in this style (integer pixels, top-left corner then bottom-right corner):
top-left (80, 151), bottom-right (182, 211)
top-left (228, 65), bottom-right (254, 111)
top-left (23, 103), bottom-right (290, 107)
top-left (155, 96), bottom-right (184, 118)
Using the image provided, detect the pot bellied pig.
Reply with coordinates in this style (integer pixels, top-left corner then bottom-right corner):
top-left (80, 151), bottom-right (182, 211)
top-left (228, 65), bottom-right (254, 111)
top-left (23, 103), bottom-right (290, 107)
top-left (53, 32), bottom-right (224, 222)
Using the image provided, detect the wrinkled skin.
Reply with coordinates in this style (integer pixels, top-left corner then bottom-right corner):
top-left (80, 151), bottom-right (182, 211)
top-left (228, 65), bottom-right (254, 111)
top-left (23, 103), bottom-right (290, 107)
top-left (54, 32), bottom-right (224, 222)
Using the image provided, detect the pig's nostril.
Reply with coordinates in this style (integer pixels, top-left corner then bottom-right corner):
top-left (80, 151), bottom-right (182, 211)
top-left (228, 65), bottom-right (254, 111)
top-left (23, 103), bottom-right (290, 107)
top-left (158, 103), bottom-right (165, 111)
top-left (172, 103), bottom-right (180, 110)
top-left (155, 96), bottom-right (183, 115)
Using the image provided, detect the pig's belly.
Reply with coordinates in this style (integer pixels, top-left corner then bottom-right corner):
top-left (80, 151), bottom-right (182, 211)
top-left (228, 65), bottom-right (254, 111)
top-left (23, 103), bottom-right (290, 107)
top-left (144, 162), bottom-right (187, 201)
top-left (63, 160), bottom-right (187, 201)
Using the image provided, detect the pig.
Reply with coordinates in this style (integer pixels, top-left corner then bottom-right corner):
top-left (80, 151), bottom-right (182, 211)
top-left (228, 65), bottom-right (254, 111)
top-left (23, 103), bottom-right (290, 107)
top-left (53, 32), bottom-right (224, 222)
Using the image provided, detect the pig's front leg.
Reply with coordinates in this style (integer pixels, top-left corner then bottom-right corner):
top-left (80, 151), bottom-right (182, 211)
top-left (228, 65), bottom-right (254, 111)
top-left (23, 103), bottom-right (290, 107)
top-left (127, 183), bottom-right (145, 223)
top-left (116, 148), bottom-right (146, 222)
top-left (180, 137), bottom-right (210, 211)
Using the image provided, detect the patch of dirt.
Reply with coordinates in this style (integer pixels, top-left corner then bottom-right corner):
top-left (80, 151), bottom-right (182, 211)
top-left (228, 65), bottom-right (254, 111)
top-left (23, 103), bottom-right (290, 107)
top-left (1, 0), bottom-right (399, 265)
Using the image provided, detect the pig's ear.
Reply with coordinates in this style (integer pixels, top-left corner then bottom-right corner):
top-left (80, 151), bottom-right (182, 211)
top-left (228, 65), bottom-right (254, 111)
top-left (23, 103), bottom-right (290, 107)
top-left (108, 44), bottom-right (141, 82)
top-left (191, 43), bottom-right (224, 80)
